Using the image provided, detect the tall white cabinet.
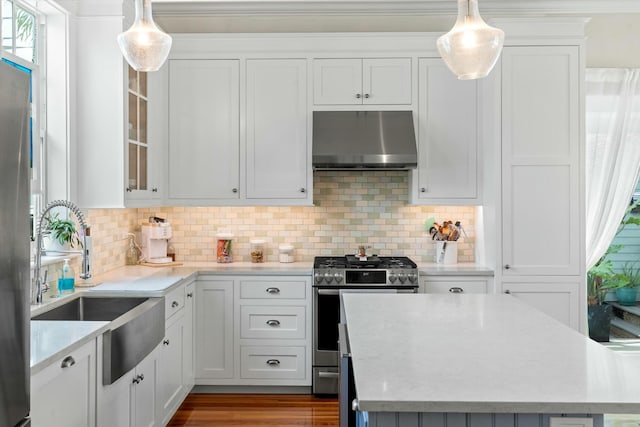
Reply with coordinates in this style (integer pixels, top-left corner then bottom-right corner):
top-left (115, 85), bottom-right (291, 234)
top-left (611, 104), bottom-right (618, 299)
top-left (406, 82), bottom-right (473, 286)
top-left (167, 59), bottom-right (240, 203)
top-left (246, 59), bottom-right (309, 199)
top-left (488, 19), bottom-right (587, 332)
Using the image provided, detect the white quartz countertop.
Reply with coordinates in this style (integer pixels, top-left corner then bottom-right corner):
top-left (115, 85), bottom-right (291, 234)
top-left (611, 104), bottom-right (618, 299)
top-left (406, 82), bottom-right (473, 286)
top-left (342, 293), bottom-right (640, 414)
top-left (30, 320), bottom-right (109, 374)
top-left (417, 263), bottom-right (493, 276)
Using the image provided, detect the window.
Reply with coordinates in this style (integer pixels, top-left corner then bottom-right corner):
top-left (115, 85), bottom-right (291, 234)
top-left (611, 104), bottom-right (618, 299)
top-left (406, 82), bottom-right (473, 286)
top-left (1, 0), bottom-right (43, 240)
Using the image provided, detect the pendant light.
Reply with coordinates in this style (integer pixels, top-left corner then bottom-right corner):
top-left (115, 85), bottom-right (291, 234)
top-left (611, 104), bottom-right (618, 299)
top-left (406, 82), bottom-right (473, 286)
top-left (117, 0), bottom-right (172, 72)
top-left (436, 0), bottom-right (504, 80)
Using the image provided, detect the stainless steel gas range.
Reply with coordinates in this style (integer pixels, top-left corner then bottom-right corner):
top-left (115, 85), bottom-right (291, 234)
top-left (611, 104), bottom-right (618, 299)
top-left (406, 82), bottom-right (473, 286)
top-left (312, 255), bottom-right (419, 395)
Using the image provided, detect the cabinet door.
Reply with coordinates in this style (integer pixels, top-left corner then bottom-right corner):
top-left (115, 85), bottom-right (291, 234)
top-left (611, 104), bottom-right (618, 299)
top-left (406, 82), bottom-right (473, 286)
top-left (168, 59), bottom-right (240, 202)
top-left (362, 58), bottom-right (412, 105)
top-left (313, 58), bottom-right (362, 105)
top-left (183, 282), bottom-right (195, 389)
top-left (133, 347), bottom-right (159, 427)
top-left (501, 46), bottom-right (580, 276)
top-left (246, 59), bottom-right (309, 199)
top-left (158, 314), bottom-right (185, 425)
top-left (96, 368), bottom-right (134, 427)
top-left (503, 282), bottom-right (580, 330)
top-left (31, 340), bottom-right (96, 427)
top-left (196, 279), bottom-right (234, 379)
top-left (414, 58), bottom-right (478, 203)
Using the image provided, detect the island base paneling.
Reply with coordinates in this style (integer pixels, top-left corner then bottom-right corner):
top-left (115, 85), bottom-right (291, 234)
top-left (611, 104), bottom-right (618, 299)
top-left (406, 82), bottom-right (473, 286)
top-left (364, 413), bottom-right (603, 427)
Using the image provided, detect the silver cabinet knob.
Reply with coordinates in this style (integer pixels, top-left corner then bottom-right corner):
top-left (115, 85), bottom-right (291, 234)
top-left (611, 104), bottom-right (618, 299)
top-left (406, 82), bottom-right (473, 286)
top-left (126, 187), bottom-right (133, 192)
top-left (132, 376), bottom-right (140, 384)
top-left (163, 339), bottom-right (170, 346)
top-left (232, 188), bottom-right (238, 193)
top-left (61, 356), bottom-right (76, 369)
top-left (504, 289), bottom-right (511, 294)
top-left (187, 292), bottom-right (193, 298)
top-left (171, 301), bottom-right (179, 308)
top-left (152, 187), bottom-right (158, 192)
top-left (355, 93), bottom-right (362, 99)
top-left (300, 188), bottom-right (306, 193)
top-left (364, 93), bottom-right (370, 99)
top-left (504, 264), bottom-right (511, 270)
top-left (420, 188), bottom-right (427, 193)
top-left (449, 287), bottom-right (464, 293)
top-left (266, 359), bottom-right (280, 367)
top-left (266, 319), bottom-right (281, 327)
top-left (138, 374), bottom-right (144, 382)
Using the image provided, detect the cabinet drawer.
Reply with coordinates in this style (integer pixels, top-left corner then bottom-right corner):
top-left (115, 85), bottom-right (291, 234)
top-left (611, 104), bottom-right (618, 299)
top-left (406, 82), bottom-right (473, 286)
top-left (240, 305), bottom-right (306, 339)
top-left (240, 346), bottom-right (305, 380)
top-left (165, 286), bottom-right (185, 319)
top-left (239, 280), bottom-right (306, 300)
top-left (424, 279), bottom-right (488, 294)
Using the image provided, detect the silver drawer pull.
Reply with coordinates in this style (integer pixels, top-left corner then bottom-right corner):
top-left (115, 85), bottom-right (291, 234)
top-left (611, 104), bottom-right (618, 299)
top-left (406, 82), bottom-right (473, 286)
top-left (61, 356), bottom-right (76, 369)
top-left (266, 359), bottom-right (280, 367)
top-left (266, 319), bottom-right (281, 327)
top-left (449, 287), bottom-right (464, 293)
top-left (318, 371), bottom-right (339, 378)
top-left (171, 301), bottom-right (179, 308)
top-left (265, 287), bottom-right (280, 294)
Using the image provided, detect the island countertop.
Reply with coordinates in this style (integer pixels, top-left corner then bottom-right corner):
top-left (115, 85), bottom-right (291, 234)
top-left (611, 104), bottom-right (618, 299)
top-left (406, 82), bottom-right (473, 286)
top-left (341, 293), bottom-right (640, 414)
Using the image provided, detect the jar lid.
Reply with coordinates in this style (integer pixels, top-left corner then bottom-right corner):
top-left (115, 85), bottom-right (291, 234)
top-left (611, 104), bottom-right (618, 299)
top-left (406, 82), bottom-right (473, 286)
top-left (279, 244), bottom-right (294, 251)
top-left (250, 239), bottom-right (266, 245)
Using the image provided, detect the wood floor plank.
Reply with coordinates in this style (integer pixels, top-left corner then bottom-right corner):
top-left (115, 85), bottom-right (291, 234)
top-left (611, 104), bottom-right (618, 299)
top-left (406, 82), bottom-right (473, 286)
top-left (168, 394), bottom-right (339, 427)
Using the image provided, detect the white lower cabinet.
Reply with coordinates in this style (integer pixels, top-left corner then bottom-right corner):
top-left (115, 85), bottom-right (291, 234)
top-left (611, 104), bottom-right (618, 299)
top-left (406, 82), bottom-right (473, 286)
top-left (420, 275), bottom-right (493, 294)
top-left (158, 314), bottom-right (186, 425)
top-left (183, 281), bottom-right (195, 390)
top-left (502, 282), bottom-right (581, 330)
top-left (96, 341), bottom-right (160, 427)
top-left (195, 278), bottom-right (235, 380)
top-left (195, 275), bottom-right (311, 387)
top-left (31, 339), bottom-right (97, 427)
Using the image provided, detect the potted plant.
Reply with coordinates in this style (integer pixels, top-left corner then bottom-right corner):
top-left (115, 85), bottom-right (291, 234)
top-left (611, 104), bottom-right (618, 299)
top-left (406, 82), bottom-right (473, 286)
top-left (617, 262), bottom-right (640, 306)
top-left (42, 212), bottom-right (82, 252)
top-left (587, 199), bottom-right (640, 341)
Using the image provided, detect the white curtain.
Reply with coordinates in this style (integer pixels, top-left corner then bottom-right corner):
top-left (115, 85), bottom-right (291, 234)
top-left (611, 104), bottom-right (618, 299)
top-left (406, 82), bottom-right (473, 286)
top-left (586, 68), bottom-right (640, 269)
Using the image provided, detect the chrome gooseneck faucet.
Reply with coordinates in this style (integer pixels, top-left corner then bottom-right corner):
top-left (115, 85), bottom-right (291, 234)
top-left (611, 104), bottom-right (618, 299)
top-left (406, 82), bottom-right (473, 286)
top-left (33, 200), bottom-right (92, 304)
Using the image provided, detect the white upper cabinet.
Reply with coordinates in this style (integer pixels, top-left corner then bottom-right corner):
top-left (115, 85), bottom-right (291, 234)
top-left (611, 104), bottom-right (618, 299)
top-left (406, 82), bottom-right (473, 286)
top-left (410, 58), bottom-right (480, 205)
top-left (166, 59), bottom-right (240, 204)
top-left (313, 58), bottom-right (412, 105)
top-left (246, 59), bottom-right (309, 200)
top-left (500, 45), bottom-right (581, 277)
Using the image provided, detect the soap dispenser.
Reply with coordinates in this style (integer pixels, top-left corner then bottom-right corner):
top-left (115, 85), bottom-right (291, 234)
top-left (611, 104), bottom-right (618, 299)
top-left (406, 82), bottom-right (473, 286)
top-left (58, 258), bottom-right (75, 295)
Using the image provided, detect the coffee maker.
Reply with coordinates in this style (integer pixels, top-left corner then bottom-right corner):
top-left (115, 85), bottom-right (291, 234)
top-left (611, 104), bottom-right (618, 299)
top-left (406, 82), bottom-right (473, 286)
top-left (141, 221), bottom-right (172, 264)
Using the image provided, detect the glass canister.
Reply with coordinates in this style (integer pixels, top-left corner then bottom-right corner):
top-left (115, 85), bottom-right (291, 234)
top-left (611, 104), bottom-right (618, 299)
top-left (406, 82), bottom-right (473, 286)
top-left (278, 244), bottom-right (294, 263)
top-left (250, 239), bottom-right (266, 263)
top-left (216, 232), bottom-right (234, 263)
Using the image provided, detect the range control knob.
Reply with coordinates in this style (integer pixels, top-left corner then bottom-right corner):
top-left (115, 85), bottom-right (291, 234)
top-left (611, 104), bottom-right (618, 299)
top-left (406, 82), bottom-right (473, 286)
top-left (334, 272), bottom-right (344, 283)
top-left (324, 272), bottom-right (334, 284)
top-left (389, 273), bottom-right (397, 283)
top-left (408, 272), bottom-right (418, 283)
top-left (314, 272), bottom-right (324, 284)
top-left (398, 273), bottom-right (407, 284)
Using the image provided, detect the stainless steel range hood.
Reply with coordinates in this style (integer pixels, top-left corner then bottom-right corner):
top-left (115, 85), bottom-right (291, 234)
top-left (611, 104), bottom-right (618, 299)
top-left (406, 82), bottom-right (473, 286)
top-left (312, 111), bottom-right (417, 170)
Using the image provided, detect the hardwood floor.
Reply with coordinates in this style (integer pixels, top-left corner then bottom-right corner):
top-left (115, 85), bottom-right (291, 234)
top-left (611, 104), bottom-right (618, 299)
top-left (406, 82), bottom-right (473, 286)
top-left (168, 394), bottom-right (339, 427)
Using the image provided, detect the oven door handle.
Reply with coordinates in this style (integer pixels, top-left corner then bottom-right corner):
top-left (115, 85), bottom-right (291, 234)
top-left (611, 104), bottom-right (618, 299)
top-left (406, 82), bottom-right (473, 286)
top-left (317, 289), bottom-right (341, 296)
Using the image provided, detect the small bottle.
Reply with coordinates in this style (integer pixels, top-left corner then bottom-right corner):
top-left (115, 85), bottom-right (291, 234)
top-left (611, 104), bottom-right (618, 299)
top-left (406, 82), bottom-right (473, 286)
top-left (58, 258), bottom-right (75, 295)
top-left (125, 234), bottom-right (140, 265)
top-left (167, 240), bottom-right (176, 262)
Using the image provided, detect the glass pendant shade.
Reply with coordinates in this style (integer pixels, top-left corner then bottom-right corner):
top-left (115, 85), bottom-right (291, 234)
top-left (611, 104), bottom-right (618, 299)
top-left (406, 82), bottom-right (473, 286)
top-left (117, 0), bottom-right (172, 72)
top-left (436, 0), bottom-right (504, 80)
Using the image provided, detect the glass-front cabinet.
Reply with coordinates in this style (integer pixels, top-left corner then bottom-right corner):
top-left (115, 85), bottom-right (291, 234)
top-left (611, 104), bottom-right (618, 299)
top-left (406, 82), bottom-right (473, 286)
top-left (126, 65), bottom-right (160, 203)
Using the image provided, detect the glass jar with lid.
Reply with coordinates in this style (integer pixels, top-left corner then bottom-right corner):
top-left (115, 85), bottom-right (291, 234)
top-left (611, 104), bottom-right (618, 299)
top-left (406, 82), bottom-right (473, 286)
top-left (250, 239), bottom-right (266, 263)
top-left (216, 232), bottom-right (234, 263)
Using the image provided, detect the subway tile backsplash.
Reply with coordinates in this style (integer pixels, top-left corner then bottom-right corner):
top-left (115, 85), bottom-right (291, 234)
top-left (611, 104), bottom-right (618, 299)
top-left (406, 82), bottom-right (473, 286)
top-left (85, 171), bottom-right (476, 273)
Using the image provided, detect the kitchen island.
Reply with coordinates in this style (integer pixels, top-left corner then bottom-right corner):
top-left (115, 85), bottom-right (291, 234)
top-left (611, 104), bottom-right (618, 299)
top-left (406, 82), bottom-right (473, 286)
top-left (341, 294), bottom-right (640, 427)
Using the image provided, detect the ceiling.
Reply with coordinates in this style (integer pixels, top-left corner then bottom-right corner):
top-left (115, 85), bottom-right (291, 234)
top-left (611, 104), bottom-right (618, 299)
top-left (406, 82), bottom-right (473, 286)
top-left (152, 0), bottom-right (640, 16)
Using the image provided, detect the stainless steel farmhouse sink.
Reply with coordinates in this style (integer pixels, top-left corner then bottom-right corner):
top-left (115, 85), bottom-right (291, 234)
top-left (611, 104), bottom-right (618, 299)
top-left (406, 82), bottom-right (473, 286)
top-left (33, 295), bottom-right (165, 385)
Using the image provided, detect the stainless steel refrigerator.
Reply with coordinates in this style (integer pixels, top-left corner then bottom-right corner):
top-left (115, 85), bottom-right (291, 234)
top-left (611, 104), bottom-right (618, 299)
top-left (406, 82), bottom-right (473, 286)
top-left (0, 60), bottom-right (33, 427)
